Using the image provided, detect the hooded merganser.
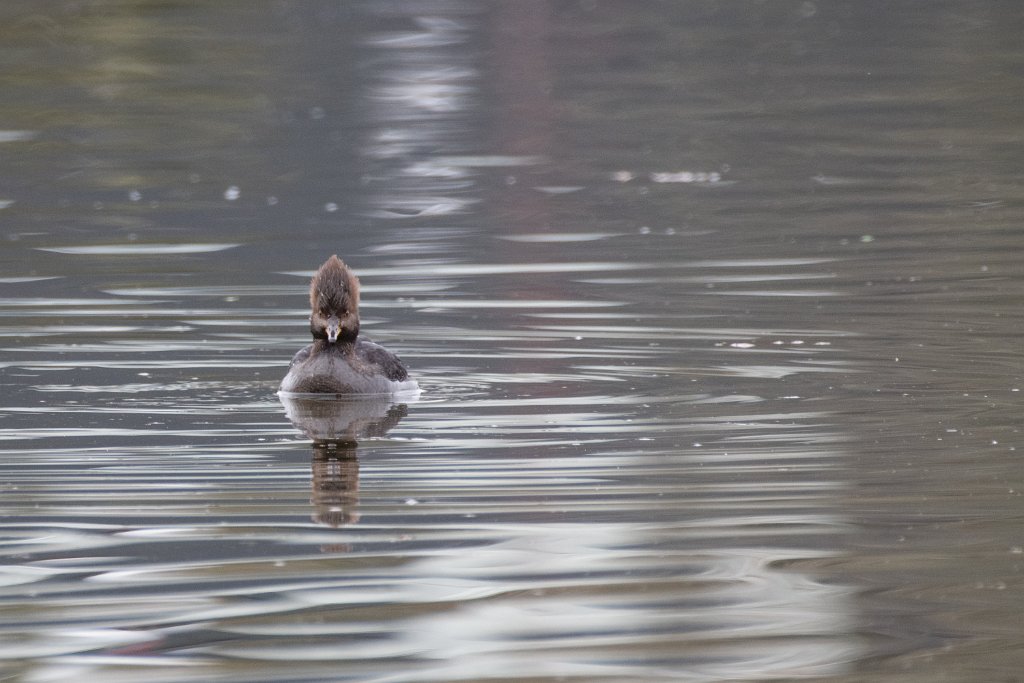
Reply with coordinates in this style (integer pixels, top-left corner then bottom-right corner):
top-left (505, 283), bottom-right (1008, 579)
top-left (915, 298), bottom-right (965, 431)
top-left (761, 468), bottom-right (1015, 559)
top-left (280, 255), bottom-right (416, 395)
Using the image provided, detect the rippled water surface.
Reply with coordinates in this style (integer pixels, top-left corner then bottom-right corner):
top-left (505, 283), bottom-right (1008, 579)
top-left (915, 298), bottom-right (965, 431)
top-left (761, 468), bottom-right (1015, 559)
top-left (3, 2), bottom-right (1024, 681)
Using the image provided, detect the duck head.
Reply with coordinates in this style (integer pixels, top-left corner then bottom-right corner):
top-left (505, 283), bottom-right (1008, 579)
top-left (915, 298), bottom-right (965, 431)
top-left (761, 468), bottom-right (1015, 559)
top-left (309, 255), bottom-right (360, 343)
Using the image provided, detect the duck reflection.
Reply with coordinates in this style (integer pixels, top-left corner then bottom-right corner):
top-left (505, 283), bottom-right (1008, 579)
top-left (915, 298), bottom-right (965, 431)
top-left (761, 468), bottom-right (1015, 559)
top-left (280, 394), bottom-right (409, 527)
top-left (308, 443), bottom-right (360, 528)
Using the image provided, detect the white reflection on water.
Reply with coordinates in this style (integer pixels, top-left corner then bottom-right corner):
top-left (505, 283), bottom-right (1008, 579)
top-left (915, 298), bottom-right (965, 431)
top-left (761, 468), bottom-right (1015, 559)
top-left (37, 243), bottom-right (240, 255)
top-left (358, 8), bottom-right (484, 222)
top-left (377, 542), bottom-right (858, 680)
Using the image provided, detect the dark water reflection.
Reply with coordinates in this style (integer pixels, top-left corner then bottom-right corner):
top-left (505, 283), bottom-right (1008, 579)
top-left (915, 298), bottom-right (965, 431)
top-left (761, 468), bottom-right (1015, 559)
top-left (282, 396), bottom-right (409, 528)
top-left (3, 1), bottom-right (1024, 681)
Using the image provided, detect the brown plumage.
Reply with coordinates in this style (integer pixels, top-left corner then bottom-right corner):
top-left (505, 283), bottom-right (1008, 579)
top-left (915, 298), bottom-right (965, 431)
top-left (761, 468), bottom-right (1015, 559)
top-left (308, 255), bottom-right (361, 343)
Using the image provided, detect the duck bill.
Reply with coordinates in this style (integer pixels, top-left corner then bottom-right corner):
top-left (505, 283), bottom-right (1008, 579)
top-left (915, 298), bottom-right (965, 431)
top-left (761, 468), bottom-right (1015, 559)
top-left (326, 315), bottom-right (340, 343)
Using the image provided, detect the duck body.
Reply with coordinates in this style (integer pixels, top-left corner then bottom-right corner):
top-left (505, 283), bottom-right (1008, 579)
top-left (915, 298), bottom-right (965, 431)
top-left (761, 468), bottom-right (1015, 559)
top-left (281, 338), bottom-right (413, 394)
top-left (279, 255), bottom-right (416, 396)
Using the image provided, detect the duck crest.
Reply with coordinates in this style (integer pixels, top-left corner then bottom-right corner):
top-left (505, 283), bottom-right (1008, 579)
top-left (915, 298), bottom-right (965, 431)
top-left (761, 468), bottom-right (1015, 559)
top-left (310, 255), bottom-right (360, 313)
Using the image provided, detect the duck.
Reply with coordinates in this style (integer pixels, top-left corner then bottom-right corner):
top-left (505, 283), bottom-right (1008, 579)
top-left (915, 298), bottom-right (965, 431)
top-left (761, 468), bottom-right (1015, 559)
top-left (280, 255), bottom-right (416, 395)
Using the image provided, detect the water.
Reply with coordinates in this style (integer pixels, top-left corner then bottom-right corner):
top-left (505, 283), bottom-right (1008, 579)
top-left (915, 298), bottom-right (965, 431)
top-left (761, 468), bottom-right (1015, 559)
top-left (2, 1), bottom-right (1024, 681)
